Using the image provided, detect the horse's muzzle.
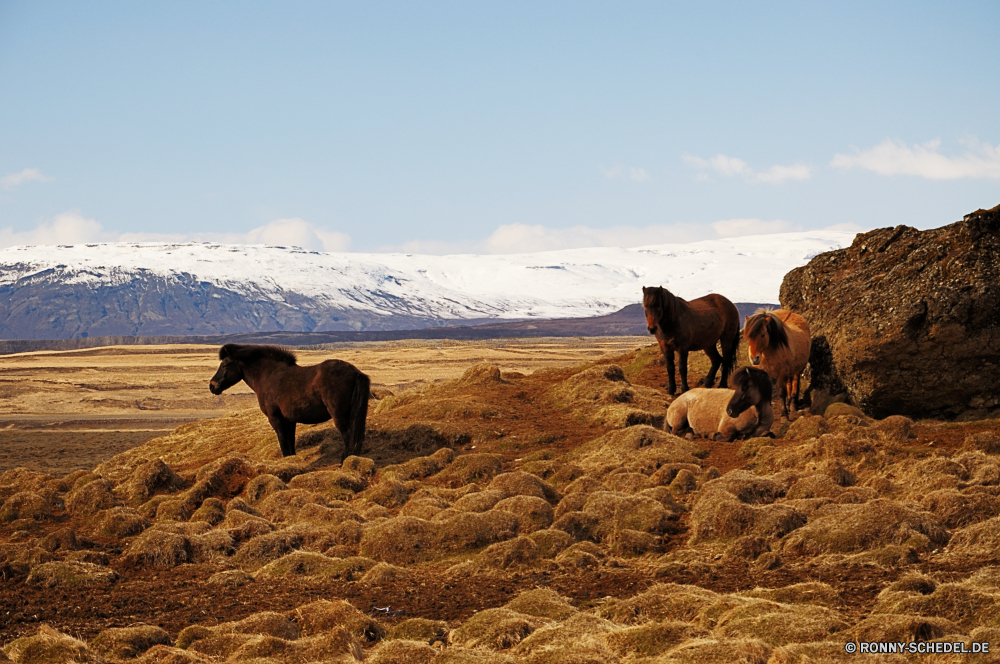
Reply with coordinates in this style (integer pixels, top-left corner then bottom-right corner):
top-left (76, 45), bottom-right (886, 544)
top-left (209, 382), bottom-right (220, 395)
top-left (647, 326), bottom-right (657, 335)
top-left (750, 356), bottom-right (761, 366)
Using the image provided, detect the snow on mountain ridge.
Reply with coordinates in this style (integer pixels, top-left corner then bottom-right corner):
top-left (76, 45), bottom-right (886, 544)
top-left (0, 230), bottom-right (856, 321)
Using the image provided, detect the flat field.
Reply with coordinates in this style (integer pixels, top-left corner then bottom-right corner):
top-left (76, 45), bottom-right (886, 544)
top-left (0, 337), bottom-right (648, 476)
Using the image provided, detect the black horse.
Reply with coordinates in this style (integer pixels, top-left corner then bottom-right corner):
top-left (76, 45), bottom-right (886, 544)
top-left (209, 344), bottom-right (370, 460)
top-left (642, 286), bottom-right (740, 395)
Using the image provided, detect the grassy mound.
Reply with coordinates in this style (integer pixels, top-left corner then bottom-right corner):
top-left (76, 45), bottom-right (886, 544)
top-left (8, 342), bottom-right (1000, 664)
top-left (25, 561), bottom-right (118, 588)
top-left (90, 625), bottom-right (172, 660)
top-left (3, 625), bottom-right (106, 664)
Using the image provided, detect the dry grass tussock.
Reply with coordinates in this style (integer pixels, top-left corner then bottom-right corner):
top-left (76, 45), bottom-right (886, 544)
top-left (547, 364), bottom-right (667, 428)
top-left (8, 342), bottom-right (1000, 664)
top-left (3, 624), bottom-right (106, 664)
top-left (90, 625), bottom-right (172, 660)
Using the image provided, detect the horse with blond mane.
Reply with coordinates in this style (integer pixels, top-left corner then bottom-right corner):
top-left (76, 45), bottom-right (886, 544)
top-left (743, 309), bottom-right (811, 418)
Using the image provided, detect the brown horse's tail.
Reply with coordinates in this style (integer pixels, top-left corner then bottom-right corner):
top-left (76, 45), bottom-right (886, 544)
top-left (723, 330), bottom-right (740, 376)
top-left (345, 371), bottom-right (371, 459)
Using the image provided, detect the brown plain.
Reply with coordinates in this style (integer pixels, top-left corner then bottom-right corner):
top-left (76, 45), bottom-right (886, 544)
top-left (0, 337), bottom-right (648, 476)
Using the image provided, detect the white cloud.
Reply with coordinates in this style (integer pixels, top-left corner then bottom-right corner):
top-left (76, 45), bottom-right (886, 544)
top-left (381, 223), bottom-right (707, 254)
top-left (1, 168), bottom-right (54, 190)
top-left (601, 164), bottom-right (651, 182)
top-left (380, 219), bottom-right (821, 255)
top-left (682, 154), bottom-right (754, 177)
top-left (831, 137), bottom-right (1000, 180)
top-left (0, 211), bottom-right (112, 247)
top-left (1, 214), bottom-right (353, 252)
top-left (711, 218), bottom-right (798, 237)
top-left (241, 218), bottom-right (351, 252)
top-left (683, 154), bottom-right (811, 183)
top-left (755, 164), bottom-right (812, 183)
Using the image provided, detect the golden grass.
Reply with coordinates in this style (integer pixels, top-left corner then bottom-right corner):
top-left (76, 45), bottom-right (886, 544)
top-left (3, 625), bottom-right (105, 664)
top-left (8, 340), bottom-right (1000, 664)
top-left (25, 561), bottom-right (118, 588)
top-left (293, 599), bottom-right (385, 642)
top-left (386, 618), bottom-right (449, 643)
top-left (90, 625), bottom-right (172, 660)
top-left (503, 588), bottom-right (577, 621)
top-left (367, 639), bottom-right (436, 664)
top-left (492, 496), bottom-right (554, 534)
top-left (122, 528), bottom-right (192, 568)
top-left (0, 492), bottom-right (51, 523)
top-left (231, 530), bottom-right (302, 570)
top-left (448, 608), bottom-right (548, 650)
top-left (781, 499), bottom-right (948, 555)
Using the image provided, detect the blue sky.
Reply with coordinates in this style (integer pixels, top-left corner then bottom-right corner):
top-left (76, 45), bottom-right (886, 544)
top-left (1, 1), bottom-right (998, 253)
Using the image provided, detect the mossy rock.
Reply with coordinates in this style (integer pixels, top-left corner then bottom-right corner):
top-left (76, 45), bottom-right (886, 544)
top-left (738, 437), bottom-right (775, 458)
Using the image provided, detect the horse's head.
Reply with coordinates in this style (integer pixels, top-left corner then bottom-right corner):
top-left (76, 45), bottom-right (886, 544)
top-left (642, 286), bottom-right (673, 336)
top-left (726, 366), bottom-right (772, 417)
top-left (743, 314), bottom-right (770, 366)
top-left (209, 344), bottom-right (245, 395)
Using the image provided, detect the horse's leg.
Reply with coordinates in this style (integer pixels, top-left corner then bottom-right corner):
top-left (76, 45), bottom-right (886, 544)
top-left (779, 380), bottom-right (790, 419)
top-left (790, 374), bottom-right (801, 412)
top-left (678, 349), bottom-right (690, 393)
top-left (703, 345), bottom-right (722, 388)
top-left (268, 415), bottom-right (297, 457)
top-left (664, 345), bottom-right (677, 396)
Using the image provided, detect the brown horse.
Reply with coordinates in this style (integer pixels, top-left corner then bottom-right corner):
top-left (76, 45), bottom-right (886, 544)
top-left (209, 344), bottom-right (370, 460)
top-left (642, 286), bottom-right (740, 395)
top-left (743, 309), bottom-right (811, 418)
top-left (664, 366), bottom-right (774, 441)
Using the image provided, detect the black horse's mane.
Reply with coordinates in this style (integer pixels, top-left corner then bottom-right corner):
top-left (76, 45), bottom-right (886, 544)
top-left (745, 310), bottom-right (790, 350)
top-left (733, 366), bottom-right (773, 401)
top-left (220, 343), bottom-right (298, 366)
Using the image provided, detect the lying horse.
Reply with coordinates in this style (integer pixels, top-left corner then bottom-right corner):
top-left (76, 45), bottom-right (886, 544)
top-left (642, 286), bottom-right (740, 395)
top-left (743, 308), bottom-right (811, 418)
top-left (664, 366), bottom-right (774, 441)
top-left (209, 344), bottom-right (370, 460)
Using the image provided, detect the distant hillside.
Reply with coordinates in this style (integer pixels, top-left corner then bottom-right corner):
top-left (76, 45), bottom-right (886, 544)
top-left (0, 232), bottom-right (851, 340)
top-left (0, 302), bottom-right (776, 355)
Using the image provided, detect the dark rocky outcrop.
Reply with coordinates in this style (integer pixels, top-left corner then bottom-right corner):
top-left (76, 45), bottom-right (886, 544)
top-left (781, 205), bottom-right (1000, 420)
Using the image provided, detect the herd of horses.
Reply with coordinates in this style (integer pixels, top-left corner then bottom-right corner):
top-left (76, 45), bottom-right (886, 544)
top-left (208, 286), bottom-right (811, 458)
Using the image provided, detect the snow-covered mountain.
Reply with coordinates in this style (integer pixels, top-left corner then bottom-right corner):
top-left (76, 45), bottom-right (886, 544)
top-left (0, 230), bottom-right (856, 339)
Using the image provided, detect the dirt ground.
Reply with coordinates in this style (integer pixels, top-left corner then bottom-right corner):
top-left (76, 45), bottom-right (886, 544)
top-left (0, 337), bottom-right (648, 476)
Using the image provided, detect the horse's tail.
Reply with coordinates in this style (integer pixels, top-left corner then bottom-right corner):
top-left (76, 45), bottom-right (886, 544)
top-left (345, 371), bottom-right (371, 459)
top-left (723, 328), bottom-right (740, 376)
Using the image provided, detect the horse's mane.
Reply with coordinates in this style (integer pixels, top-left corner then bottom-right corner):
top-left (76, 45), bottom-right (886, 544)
top-left (220, 344), bottom-right (298, 366)
top-left (734, 366), bottom-right (773, 401)
top-left (644, 286), bottom-right (679, 321)
top-left (745, 309), bottom-right (789, 350)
